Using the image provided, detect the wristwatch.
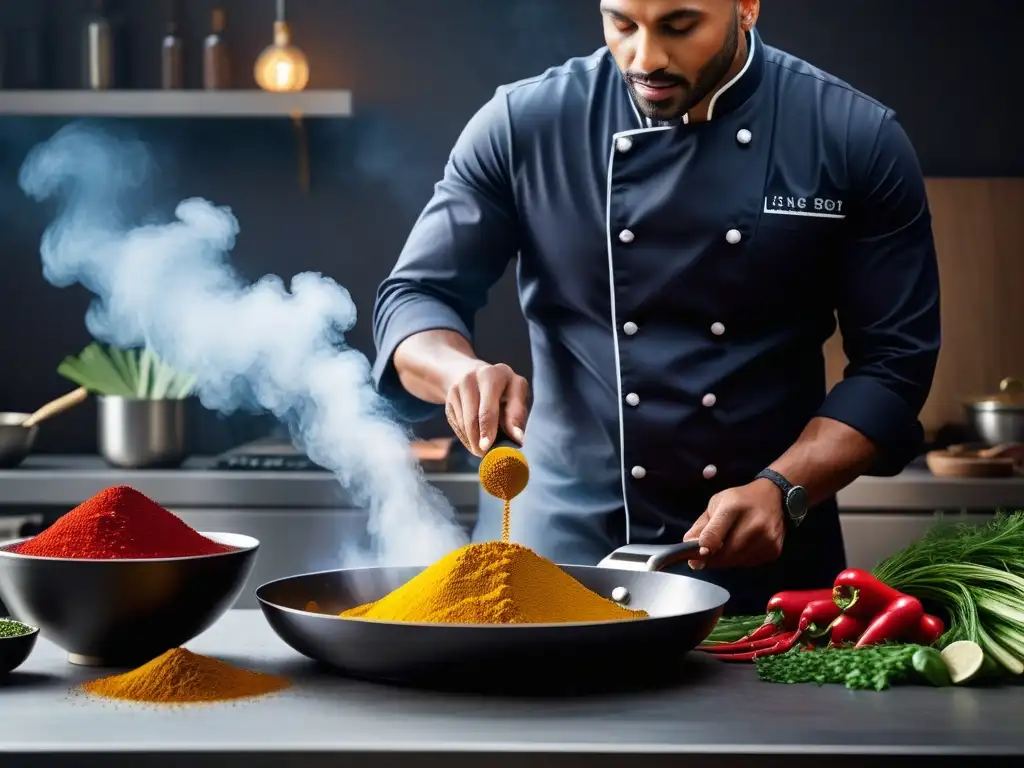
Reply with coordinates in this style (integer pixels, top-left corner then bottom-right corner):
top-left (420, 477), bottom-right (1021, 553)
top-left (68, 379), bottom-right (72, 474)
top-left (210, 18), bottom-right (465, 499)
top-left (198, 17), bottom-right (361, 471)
top-left (755, 468), bottom-right (809, 527)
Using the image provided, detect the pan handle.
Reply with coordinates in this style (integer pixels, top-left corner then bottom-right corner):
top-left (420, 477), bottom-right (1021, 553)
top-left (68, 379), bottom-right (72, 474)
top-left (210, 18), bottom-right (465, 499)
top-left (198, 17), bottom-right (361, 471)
top-left (596, 541), bottom-right (702, 572)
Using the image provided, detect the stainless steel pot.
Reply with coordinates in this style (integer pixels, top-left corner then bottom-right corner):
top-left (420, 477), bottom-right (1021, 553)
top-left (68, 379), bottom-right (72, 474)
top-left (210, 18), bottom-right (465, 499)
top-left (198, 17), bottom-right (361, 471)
top-left (963, 377), bottom-right (1024, 446)
top-left (97, 396), bottom-right (188, 469)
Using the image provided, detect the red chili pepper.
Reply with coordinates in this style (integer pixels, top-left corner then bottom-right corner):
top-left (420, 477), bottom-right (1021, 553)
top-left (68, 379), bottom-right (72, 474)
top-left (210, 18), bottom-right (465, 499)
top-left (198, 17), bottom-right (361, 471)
top-left (854, 595), bottom-right (925, 648)
top-left (828, 614), bottom-right (869, 647)
top-left (832, 568), bottom-right (906, 619)
top-left (700, 634), bottom-right (787, 654)
top-left (913, 613), bottom-right (945, 646)
top-left (710, 631), bottom-right (803, 662)
top-left (764, 589), bottom-right (835, 631)
top-left (736, 621), bottom-right (783, 643)
top-left (797, 599), bottom-right (842, 637)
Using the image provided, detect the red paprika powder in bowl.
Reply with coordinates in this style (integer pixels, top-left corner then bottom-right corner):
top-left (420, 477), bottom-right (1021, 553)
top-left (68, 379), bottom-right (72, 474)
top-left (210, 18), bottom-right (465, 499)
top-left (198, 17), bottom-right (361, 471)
top-left (7, 486), bottom-right (233, 560)
top-left (0, 485), bottom-right (259, 667)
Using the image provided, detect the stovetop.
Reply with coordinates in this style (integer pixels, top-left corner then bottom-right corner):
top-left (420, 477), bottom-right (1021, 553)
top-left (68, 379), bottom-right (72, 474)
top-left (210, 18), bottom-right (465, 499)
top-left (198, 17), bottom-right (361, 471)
top-left (213, 437), bottom-right (472, 473)
top-left (214, 439), bottom-right (326, 471)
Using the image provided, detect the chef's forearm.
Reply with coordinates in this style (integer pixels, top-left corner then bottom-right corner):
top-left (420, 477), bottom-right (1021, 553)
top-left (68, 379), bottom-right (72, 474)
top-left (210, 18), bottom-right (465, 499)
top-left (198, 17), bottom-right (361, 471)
top-left (393, 330), bottom-right (486, 405)
top-left (767, 417), bottom-right (878, 507)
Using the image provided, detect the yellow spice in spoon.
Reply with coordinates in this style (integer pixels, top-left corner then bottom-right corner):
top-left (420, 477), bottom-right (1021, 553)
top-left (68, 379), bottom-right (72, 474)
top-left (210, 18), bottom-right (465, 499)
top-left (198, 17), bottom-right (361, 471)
top-left (478, 446), bottom-right (529, 543)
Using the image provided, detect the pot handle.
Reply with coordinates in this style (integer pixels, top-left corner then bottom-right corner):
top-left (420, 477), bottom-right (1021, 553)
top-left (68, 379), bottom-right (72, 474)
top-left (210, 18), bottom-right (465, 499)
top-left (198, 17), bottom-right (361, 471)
top-left (999, 377), bottom-right (1023, 394)
top-left (596, 541), bottom-right (702, 572)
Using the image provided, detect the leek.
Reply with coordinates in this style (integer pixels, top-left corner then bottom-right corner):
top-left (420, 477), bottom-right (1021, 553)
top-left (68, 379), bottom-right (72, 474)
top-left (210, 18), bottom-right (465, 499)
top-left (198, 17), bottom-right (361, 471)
top-left (57, 343), bottom-right (195, 400)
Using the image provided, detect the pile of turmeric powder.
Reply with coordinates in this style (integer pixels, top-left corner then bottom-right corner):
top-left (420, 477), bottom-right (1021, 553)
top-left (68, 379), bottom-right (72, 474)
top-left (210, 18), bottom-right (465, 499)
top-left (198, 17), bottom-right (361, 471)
top-left (79, 648), bottom-right (290, 704)
top-left (340, 541), bottom-right (648, 624)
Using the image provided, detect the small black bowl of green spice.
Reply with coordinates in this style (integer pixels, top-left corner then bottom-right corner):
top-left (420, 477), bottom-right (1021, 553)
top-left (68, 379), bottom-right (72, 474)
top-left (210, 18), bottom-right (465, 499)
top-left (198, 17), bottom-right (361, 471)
top-left (0, 617), bottom-right (38, 676)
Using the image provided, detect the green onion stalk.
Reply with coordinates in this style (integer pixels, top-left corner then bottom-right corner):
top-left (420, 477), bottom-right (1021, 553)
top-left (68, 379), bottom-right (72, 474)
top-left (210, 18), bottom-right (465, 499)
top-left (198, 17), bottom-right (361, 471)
top-left (58, 343), bottom-right (196, 400)
top-left (872, 512), bottom-right (1024, 676)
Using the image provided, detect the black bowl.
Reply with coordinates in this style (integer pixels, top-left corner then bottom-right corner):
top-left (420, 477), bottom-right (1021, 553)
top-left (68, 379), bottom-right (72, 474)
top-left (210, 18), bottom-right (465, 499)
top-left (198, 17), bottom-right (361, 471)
top-left (0, 532), bottom-right (258, 667)
top-left (0, 619), bottom-right (39, 676)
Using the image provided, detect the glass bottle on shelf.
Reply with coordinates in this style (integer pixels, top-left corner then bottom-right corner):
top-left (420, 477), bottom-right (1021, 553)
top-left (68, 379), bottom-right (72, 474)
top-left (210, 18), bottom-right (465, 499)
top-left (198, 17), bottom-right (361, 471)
top-left (203, 7), bottom-right (231, 90)
top-left (84, 0), bottom-right (114, 90)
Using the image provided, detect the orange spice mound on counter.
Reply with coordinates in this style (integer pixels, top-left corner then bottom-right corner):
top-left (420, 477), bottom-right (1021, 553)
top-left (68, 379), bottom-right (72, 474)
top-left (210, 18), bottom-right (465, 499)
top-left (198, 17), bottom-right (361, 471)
top-left (478, 446), bottom-right (530, 543)
top-left (340, 541), bottom-right (648, 624)
top-left (79, 648), bottom-right (290, 704)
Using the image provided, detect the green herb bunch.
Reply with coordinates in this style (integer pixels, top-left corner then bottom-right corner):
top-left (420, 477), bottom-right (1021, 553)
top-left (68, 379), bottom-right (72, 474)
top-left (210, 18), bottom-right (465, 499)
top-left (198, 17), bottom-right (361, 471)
top-left (58, 343), bottom-right (196, 400)
top-left (755, 644), bottom-right (926, 691)
top-left (872, 511), bottom-right (1024, 676)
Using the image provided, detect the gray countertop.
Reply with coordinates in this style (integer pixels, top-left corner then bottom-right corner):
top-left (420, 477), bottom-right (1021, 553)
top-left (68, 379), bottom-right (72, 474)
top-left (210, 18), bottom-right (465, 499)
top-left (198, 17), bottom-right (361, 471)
top-left (1, 456), bottom-right (1024, 512)
top-left (1, 610), bottom-right (1020, 767)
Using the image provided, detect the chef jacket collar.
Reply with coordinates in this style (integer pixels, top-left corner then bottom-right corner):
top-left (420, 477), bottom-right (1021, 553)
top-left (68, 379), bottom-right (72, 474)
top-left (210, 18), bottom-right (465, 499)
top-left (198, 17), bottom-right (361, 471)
top-left (629, 28), bottom-right (765, 129)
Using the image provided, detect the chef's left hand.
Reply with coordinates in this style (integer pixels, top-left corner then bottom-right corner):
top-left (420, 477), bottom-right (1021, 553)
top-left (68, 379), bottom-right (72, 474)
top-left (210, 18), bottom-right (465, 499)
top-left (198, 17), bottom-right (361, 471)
top-left (682, 479), bottom-right (786, 570)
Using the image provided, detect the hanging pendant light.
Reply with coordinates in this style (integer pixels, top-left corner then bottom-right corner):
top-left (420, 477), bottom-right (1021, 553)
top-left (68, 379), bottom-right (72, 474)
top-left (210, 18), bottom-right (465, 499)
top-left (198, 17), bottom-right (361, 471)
top-left (254, 0), bottom-right (310, 92)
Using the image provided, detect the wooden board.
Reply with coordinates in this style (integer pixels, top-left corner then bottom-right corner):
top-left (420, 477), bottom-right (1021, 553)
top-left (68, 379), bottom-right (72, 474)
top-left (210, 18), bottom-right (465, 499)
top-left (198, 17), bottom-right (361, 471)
top-left (824, 178), bottom-right (1024, 434)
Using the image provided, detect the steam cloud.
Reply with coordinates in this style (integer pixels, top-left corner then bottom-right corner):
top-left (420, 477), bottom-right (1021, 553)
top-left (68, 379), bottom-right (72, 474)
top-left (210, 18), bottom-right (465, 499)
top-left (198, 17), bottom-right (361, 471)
top-left (19, 123), bottom-right (467, 568)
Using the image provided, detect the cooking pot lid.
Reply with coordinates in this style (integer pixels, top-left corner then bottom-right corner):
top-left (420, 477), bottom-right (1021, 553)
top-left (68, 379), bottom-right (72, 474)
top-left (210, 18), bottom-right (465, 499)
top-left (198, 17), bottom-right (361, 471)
top-left (965, 377), bottom-right (1024, 407)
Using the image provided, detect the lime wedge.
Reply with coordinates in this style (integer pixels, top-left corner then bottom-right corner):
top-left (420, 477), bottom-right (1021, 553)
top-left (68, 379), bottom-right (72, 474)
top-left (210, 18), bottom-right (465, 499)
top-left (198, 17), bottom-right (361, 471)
top-left (940, 640), bottom-right (986, 684)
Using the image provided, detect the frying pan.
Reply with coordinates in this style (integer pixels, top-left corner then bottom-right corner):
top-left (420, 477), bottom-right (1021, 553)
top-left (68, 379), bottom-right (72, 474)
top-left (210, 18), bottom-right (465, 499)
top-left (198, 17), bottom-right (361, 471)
top-left (256, 540), bottom-right (729, 690)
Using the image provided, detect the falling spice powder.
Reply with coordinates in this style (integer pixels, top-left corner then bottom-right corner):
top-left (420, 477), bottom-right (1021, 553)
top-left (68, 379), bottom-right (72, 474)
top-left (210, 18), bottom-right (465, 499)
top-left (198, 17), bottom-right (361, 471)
top-left (80, 648), bottom-right (290, 704)
top-left (9, 485), bottom-right (232, 559)
top-left (478, 447), bottom-right (530, 543)
top-left (340, 541), bottom-right (647, 624)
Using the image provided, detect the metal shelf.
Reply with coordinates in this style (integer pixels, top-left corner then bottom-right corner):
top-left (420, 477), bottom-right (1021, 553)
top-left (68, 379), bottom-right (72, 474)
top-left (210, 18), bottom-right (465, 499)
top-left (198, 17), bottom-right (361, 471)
top-left (0, 89), bottom-right (353, 117)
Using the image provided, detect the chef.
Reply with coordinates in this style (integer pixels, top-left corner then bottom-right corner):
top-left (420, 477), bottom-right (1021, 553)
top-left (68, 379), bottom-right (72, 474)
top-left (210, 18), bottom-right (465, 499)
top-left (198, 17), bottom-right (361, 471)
top-left (371, 0), bottom-right (940, 613)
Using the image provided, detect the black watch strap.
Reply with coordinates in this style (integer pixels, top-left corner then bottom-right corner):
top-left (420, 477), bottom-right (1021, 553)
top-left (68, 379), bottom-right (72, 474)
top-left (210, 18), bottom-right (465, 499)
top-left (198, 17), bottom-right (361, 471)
top-left (757, 468), bottom-right (792, 495)
top-left (756, 468), bottom-right (809, 526)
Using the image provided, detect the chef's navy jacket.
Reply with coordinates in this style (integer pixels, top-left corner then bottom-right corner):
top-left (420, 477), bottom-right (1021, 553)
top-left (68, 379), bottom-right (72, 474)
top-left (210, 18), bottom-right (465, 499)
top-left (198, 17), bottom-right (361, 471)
top-left (372, 30), bottom-right (941, 611)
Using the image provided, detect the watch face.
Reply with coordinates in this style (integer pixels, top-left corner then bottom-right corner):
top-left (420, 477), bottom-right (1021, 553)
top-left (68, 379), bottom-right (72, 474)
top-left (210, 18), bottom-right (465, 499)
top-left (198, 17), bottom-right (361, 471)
top-left (787, 486), bottom-right (809, 522)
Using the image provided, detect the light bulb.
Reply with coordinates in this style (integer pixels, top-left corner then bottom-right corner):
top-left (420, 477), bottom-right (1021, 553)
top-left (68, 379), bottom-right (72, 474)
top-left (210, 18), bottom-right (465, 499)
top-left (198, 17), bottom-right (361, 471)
top-left (254, 21), bottom-right (310, 92)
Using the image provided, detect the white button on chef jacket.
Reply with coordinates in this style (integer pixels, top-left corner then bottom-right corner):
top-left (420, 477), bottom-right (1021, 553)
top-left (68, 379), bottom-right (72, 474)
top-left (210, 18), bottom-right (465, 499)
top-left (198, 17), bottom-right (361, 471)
top-left (619, 229), bottom-right (635, 243)
top-left (726, 229), bottom-right (742, 245)
top-left (625, 392), bottom-right (640, 407)
top-left (623, 321), bottom-right (638, 336)
top-left (702, 393), bottom-right (717, 408)
top-left (702, 464), bottom-right (718, 480)
top-left (616, 136), bottom-right (633, 153)
top-left (736, 129), bottom-right (752, 145)
top-left (631, 466), bottom-right (647, 479)
top-left (710, 322), bottom-right (725, 336)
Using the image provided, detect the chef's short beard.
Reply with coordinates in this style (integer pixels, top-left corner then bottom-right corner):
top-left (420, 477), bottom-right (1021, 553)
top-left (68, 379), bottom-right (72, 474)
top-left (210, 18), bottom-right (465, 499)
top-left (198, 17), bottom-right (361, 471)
top-left (633, 13), bottom-right (741, 123)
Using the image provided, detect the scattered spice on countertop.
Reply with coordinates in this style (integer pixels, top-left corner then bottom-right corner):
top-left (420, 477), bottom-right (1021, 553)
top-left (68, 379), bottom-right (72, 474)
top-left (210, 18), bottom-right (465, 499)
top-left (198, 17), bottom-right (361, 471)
top-left (0, 618), bottom-right (35, 638)
top-left (79, 648), bottom-right (290, 704)
top-left (8, 485), bottom-right (232, 559)
top-left (340, 541), bottom-right (648, 624)
top-left (478, 447), bottom-right (529, 543)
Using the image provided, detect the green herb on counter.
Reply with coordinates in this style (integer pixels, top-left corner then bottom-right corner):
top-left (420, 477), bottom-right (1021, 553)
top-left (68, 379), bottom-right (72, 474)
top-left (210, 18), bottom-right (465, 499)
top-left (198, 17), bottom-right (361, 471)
top-left (872, 512), bottom-right (1024, 677)
top-left (58, 343), bottom-right (196, 400)
top-left (755, 644), bottom-right (943, 691)
top-left (0, 618), bottom-right (35, 638)
top-left (705, 615), bottom-right (766, 645)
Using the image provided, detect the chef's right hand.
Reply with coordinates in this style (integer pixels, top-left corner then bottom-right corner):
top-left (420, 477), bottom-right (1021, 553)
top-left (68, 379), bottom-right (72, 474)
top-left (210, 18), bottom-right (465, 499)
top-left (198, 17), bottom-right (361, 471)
top-left (445, 363), bottom-right (529, 457)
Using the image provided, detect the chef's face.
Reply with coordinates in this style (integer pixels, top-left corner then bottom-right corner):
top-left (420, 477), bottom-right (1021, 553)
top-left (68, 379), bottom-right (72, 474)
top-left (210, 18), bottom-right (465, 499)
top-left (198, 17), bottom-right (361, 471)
top-left (602, 0), bottom-right (758, 122)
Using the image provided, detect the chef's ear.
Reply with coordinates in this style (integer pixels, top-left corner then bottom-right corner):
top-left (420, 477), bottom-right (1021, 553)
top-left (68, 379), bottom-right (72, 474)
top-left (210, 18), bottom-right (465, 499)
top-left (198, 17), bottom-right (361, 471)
top-left (738, 0), bottom-right (760, 31)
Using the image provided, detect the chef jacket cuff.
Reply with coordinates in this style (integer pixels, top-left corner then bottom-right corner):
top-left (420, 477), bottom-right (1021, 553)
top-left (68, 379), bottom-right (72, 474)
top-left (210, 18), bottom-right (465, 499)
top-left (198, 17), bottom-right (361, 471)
top-left (817, 376), bottom-right (924, 476)
top-left (372, 297), bottom-right (472, 423)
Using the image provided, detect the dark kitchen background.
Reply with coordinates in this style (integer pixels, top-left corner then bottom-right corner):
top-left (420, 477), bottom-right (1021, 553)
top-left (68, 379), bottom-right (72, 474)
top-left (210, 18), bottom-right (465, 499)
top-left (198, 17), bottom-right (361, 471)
top-left (0, 0), bottom-right (1021, 456)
